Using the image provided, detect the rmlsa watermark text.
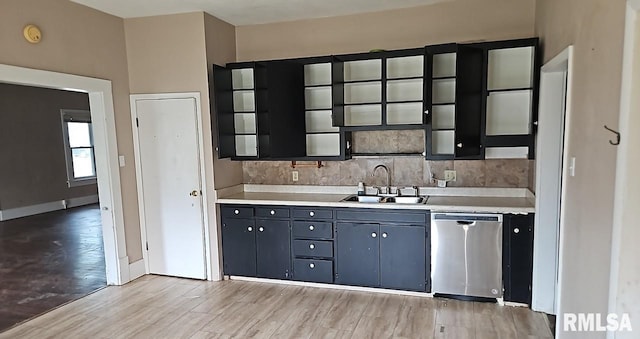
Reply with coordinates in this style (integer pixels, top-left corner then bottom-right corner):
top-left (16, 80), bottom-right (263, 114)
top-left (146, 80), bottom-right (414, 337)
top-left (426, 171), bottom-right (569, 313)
top-left (564, 313), bottom-right (632, 332)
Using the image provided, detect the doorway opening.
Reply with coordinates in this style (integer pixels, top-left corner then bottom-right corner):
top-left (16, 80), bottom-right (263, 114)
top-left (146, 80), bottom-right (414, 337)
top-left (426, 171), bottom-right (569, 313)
top-left (0, 83), bottom-right (108, 332)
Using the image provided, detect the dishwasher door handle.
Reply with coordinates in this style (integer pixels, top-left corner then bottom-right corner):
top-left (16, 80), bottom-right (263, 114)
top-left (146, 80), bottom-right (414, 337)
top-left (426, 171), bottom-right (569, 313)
top-left (456, 220), bottom-right (477, 226)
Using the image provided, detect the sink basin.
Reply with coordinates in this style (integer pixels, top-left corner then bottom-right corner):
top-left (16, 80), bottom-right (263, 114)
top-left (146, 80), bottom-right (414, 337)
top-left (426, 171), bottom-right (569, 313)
top-left (341, 195), bottom-right (426, 204)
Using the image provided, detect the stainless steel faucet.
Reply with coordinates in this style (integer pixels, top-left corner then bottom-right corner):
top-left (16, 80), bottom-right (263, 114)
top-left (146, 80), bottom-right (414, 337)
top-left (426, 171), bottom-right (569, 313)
top-left (371, 164), bottom-right (391, 194)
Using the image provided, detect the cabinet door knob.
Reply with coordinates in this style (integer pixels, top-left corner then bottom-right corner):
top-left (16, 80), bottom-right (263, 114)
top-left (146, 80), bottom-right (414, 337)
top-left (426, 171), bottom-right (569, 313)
top-left (424, 110), bottom-right (429, 115)
top-left (457, 143), bottom-right (463, 148)
top-left (309, 211), bottom-right (315, 217)
top-left (309, 263), bottom-right (315, 269)
top-left (234, 209), bottom-right (240, 215)
top-left (514, 228), bottom-right (520, 234)
top-left (309, 225), bottom-right (315, 231)
top-left (270, 210), bottom-right (275, 215)
top-left (309, 244), bottom-right (315, 249)
top-left (259, 227), bottom-right (264, 232)
top-left (247, 226), bottom-right (253, 232)
top-left (371, 232), bottom-right (377, 238)
top-left (382, 232), bottom-right (388, 238)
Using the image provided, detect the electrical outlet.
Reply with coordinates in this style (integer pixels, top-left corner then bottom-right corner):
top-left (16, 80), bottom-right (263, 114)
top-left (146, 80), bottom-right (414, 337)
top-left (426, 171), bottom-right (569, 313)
top-left (444, 170), bottom-right (456, 182)
top-left (292, 171), bottom-right (299, 182)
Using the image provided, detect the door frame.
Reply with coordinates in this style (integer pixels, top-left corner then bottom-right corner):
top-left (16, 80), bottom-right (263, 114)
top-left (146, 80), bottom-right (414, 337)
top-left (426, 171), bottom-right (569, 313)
top-left (532, 46), bottom-right (574, 315)
top-left (0, 64), bottom-right (128, 285)
top-left (130, 92), bottom-right (211, 279)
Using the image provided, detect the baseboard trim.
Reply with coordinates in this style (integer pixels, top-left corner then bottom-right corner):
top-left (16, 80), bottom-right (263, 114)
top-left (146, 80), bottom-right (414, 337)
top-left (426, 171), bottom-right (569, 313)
top-left (0, 196), bottom-right (100, 221)
top-left (66, 195), bottom-right (99, 208)
top-left (129, 259), bottom-right (147, 281)
top-left (0, 201), bottom-right (65, 221)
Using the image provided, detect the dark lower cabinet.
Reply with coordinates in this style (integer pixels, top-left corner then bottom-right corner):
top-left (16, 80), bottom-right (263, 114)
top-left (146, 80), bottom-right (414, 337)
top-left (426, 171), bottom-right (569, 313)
top-left (380, 224), bottom-right (427, 292)
top-left (503, 214), bottom-right (535, 304)
top-left (221, 215), bottom-right (291, 279)
top-left (335, 222), bottom-right (380, 287)
top-left (335, 222), bottom-right (428, 292)
top-left (255, 219), bottom-right (291, 279)
top-left (221, 218), bottom-right (257, 276)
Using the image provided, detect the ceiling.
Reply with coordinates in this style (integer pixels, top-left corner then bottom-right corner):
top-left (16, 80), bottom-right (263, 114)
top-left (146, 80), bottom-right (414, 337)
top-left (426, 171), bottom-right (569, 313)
top-left (70, 0), bottom-right (452, 26)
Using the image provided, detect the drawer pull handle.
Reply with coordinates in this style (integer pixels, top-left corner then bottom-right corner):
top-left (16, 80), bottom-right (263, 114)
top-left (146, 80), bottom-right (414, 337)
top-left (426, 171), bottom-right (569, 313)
top-left (259, 227), bottom-right (264, 232)
top-left (309, 225), bottom-right (315, 231)
top-left (382, 233), bottom-right (388, 238)
top-left (270, 210), bottom-right (275, 215)
top-left (514, 228), bottom-right (520, 234)
top-left (247, 226), bottom-right (253, 232)
top-left (234, 209), bottom-right (239, 215)
top-left (309, 263), bottom-right (315, 269)
top-left (371, 232), bottom-right (377, 238)
top-left (309, 244), bottom-right (315, 250)
top-left (309, 211), bottom-right (315, 217)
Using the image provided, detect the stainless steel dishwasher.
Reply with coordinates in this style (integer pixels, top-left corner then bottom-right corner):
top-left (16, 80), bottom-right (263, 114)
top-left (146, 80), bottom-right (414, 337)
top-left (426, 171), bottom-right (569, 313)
top-left (431, 213), bottom-right (503, 298)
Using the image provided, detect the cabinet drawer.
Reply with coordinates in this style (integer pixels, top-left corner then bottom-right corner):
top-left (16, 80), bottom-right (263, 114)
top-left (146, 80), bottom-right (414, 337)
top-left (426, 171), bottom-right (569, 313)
top-left (292, 208), bottom-right (333, 220)
top-left (292, 221), bottom-right (333, 239)
top-left (293, 258), bottom-right (333, 283)
top-left (255, 207), bottom-right (290, 218)
top-left (221, 206), bottom-right (254, 218)
top-left (293, 240), bottom-right (333, 258)
top-left (336, 209), bottom-right (427, 224)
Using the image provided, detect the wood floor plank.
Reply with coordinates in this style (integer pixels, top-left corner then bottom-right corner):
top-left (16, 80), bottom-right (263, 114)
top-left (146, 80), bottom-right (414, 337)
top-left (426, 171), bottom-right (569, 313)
top-left (3, 277), bottom-right (555, 339)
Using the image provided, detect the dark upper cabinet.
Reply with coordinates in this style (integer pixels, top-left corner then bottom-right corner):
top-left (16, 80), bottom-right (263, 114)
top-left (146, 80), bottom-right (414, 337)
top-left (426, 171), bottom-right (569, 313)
top-left (211, 61), bottom-right (305, 160)
top-left (425, 38), bottom-right (539, 160)
top-left (503, 213), bottom-right (535, 304)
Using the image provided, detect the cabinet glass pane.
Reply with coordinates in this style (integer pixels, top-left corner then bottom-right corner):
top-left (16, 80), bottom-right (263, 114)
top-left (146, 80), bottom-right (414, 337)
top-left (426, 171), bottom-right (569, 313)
top-left (344, 104), bottom-right (382, 126)
top-left (305, 87), bottom-right (332, 110)
top-left (306, 133), bottom-right (340, 156)
top-left (344, 82), bottom-right (381, 104)
top-left (488, 46), bottom-right (534, 90)
top-left (432, 79), bottom-right (456, 104)
top-left (344, 59), bottom-right (381, 81)
top-left (233, 90), bottom-right (255, 112)
top-left (234, 113), bottom-right (256, 134)
top-left (387, 79), bottom-right (423, 102)
top-left (433, 53), bottom-right (457, 78)
top-left (485, 147), bottom-right (529, 159)
top-left (232, 68), bottom-right (254, 90)
top-left (486, 90), bottom-right (532, 135)
top-left (387, 55), bottom-right (424, 79)
top-left (304, 63), bottom-right (332, 86)
top-left (432, 104), bottom-right (455, 130)
top-left (432, 130), bottom-right (455, 155)
top-left (306, 110), bottom-right (339, 133)
top-left (387, 103), bottom-right (423, 125)
top-left (235, 135), bottom-right (257, 157)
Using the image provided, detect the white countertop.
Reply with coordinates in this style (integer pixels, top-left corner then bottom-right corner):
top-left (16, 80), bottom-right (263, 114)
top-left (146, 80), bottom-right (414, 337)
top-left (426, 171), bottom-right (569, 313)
top-left (216, 185), bottom-right (535, 214)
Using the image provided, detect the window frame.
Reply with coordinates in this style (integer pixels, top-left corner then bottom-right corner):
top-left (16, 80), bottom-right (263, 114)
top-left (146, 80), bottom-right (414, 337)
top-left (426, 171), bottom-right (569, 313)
top-left (60, 109), bottom-right (97, 187)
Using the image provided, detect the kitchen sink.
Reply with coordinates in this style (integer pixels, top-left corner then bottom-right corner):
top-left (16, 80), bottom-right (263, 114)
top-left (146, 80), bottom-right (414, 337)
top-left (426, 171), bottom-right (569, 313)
top-left (341, 195), bottom-right (427, 204)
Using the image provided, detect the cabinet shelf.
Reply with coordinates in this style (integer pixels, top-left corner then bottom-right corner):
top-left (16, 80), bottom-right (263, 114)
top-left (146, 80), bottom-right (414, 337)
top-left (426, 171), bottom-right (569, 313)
top-left (432, 76), bottom-right (456, 81)
top-left (487, 87), bottom-right (533, 94)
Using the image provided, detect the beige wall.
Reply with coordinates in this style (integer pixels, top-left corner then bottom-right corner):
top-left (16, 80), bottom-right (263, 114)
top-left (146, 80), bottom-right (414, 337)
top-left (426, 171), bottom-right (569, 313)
top-left (235, 0), bottom-right (536, 61)
top-left (535, 0), bottom-right (626, 336)
top-left (0, 84), bottom-right (97, 210)
top-left (0, 0), bottom-right (141, 262)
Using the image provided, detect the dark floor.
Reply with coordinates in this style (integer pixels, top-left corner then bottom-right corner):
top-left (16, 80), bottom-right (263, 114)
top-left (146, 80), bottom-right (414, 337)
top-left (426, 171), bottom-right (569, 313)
top-left (0, 204), bottom-right (106, 332)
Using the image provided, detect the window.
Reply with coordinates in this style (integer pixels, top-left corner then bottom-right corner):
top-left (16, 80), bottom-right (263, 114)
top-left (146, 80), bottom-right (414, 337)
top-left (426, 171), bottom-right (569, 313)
top-left (61, 109), bottom-right (96, 187)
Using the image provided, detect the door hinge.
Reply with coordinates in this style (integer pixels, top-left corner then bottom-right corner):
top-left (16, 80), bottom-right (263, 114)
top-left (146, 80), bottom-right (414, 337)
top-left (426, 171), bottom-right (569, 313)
top-left (136, 118), bottom-right (139, 127)
top-left (146, 242), bottom-right (148, 251)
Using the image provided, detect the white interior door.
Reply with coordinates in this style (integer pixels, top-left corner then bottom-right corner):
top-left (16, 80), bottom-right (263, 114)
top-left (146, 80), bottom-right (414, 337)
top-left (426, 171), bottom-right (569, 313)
top-left (135, 97), bottom-right (206, 279)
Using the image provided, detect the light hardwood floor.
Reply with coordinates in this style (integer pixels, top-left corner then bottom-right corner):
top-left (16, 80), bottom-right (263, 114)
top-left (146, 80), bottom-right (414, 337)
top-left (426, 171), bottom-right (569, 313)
top-left (0, 275), bottom-right (554, 339)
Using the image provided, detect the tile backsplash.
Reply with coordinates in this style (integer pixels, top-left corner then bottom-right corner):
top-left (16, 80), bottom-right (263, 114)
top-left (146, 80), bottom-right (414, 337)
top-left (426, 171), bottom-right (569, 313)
top-left (242, 158), bottom-right (533, 189)
top-left (242, 130), bottom-right (533, 189)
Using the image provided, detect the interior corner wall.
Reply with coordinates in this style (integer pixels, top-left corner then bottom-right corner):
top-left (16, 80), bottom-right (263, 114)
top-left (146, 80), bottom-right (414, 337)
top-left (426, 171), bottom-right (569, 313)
top-left (535, 0), bottom-right (626, 337)
top-left (235, 0), bottom-right (536, 61)
top-left (0, 0), bottom-right (142, 262)
top-left (204, 13), bottom-right (243, 190)
top-left (0, 83), bottom-right (97, 210)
